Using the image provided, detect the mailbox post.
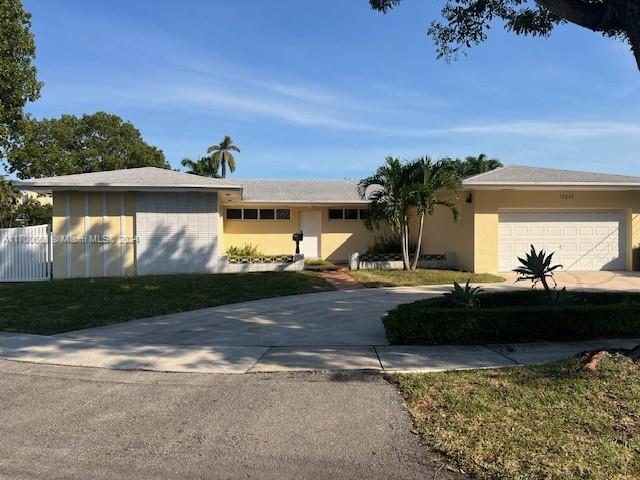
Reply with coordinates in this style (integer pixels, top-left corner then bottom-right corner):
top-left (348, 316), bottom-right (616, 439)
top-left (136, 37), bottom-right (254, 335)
top-left (292, 231), bottom-right (304, 255)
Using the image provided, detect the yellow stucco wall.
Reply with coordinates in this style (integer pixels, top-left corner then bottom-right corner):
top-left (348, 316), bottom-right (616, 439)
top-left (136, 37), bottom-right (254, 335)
top-left (52, 191), bottom-right (136, 279)
top-left (418, 197), bottom-right (475, 272)
top-left (473, 190), bottom-right (640, 273)
top-left (222, 205), bottom-right (388, 261)
top-left (320, 211), bottom-right (389, 261)
top-left (51, 188), bottom-right (640, 277)
top-left (222, 206), bottom-right (301, 255)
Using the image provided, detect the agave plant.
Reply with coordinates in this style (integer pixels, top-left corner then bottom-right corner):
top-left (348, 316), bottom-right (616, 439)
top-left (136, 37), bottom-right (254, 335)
top-left (444, 280), bottom-right (483, 307)
top-left (513, 245), bottom-right (569, 304)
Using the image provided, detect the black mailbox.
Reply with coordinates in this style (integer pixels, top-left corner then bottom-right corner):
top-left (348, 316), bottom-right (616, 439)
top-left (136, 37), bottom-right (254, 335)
top-left (292, 231), bottom-right (303, 254)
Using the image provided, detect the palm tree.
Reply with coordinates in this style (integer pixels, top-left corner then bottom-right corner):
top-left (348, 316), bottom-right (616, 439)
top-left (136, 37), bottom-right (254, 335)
top-left (358, 157), bottom-right (415, 270)
top-left (207, 135), bottom-right (240, 178)
top-left (181, 156), bottom-right (220, 178)
top-left (407, 157), bottom-right (461, 270)
top-left (451, 153), bottom-right (502, 178)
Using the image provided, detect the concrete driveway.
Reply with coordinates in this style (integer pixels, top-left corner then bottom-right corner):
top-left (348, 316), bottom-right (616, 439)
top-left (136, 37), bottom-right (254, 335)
top-left (502, 270), bottom-right (640, 291)
top-left (59, 286), bottom-right (450, 347)
top-left (0, 271), bottom-right (638, 373)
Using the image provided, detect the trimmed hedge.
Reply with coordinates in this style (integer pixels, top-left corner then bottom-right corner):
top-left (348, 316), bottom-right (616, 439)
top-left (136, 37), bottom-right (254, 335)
top-left (383, 291), bottom-right (640, 345)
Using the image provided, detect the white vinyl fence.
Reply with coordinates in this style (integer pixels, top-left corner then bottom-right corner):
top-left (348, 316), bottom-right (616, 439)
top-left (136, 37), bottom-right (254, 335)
top-left (0, 224), bottom-right (52, 282)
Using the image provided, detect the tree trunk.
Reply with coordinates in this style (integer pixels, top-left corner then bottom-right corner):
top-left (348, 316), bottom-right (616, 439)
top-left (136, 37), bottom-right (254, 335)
top-left (401, 223), bottom-right (411, 270)
top-left (410, 213), bottom-right (425, 270)
top-left (536, 0), bottom-right (640, 70)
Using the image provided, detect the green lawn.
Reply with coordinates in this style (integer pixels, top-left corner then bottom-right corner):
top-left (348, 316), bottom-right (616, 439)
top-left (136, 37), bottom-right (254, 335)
top-left (392, 356), bottom-right (640, 479)
top-left (348, 269), bottom-right (504, 287)
top-left (0, 272), bottom-right (332, 335)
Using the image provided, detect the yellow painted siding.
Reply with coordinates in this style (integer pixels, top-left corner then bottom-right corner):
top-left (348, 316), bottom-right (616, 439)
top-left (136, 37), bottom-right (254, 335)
top-left (223, 207), bottom-right (301, 255)
top-left (419, 198), bottom-right (475, 272)
top-left (88, 192), bottom-right (103, 276)
top-left (320, 211), bottom-right (389, 262)
top-left (124, 192), bottom-right (136, 276)
top-left (52, 191), bottom-right (136, 279)
top-left (51, 192), bottom-right (67, 278)
top-left (69, 192), bottom-right (85, 278)
top-left (222, 205), bottom-right (388, 261)
top-left (472, 190), bottom-right (640, 273)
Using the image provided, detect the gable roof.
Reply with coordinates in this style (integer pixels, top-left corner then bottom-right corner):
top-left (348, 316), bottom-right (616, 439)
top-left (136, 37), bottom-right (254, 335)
top-left (15, 164), bottom-right (640, 199)
top-left (14, 167), bottom-right (241, 191)
top-left (234, 179), bottom-right (370, 203)
top-left (462, 165), bottom-right (640, 188)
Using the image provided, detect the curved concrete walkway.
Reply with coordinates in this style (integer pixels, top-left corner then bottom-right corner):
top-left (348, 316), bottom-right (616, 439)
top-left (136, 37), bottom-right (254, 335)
top-left (0, 272), bottom-right (639, 373)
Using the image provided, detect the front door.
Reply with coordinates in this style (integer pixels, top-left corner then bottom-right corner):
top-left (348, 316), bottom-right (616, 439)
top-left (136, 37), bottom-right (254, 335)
top-left (300, 210), bottom-right (321, 258)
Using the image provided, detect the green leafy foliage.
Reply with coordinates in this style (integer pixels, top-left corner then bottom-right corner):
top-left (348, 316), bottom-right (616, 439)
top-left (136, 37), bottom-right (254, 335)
top-left (181, 156), bottom-right (220, 178)
top-left (13, 197), bottom-right (51, 225)
top-left (0, 0), bottom-right (43, 156)
top-left (207, 135), bottom-right (240, 178)
top-left (448, 154), bottom-right (502, 178)
top-left (369, 0), bottom-right (640, 71)
top-left (365, 235), bottom-right (407, 254)
top-left (358, 156), bottom-right (460, 269)
top-left (443, 280), bottom-right (483, 307)
top-left (0, 176), bottom-right (20, 228)
top-left (226, 243), bottom-right (262, 256)
top-left (384, 291), bottom-right (640, 345)
top-left (0, 196), bottom-right (51, 227)
top-left (513, 244), bottom-right (569, 304)
top-left (6, 112), bottom-right (169, 179)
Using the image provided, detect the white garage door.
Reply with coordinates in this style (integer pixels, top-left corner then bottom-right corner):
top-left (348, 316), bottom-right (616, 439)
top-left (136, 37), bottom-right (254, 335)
top-left (136, 192), bottom-right (219, 275)
top-left (499, 211), bottom-right (625, 272)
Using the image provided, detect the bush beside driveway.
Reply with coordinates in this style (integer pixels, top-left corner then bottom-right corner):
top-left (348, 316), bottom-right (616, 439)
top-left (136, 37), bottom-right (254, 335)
top-left (384, 291), bottom-right (640, 345)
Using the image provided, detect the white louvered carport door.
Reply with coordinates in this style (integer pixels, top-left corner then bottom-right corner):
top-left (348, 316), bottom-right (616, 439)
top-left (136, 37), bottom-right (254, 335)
top-left (498, 211), bottom-right (626, 272)
top-left (136, 192), bottom-right (219, 275)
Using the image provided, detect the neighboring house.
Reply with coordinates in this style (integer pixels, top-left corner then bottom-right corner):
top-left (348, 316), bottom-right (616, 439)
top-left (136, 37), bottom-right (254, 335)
top-left (19, 190), bottom-right (53, 206)
top-left (15, 165), bottom-right (640, 279)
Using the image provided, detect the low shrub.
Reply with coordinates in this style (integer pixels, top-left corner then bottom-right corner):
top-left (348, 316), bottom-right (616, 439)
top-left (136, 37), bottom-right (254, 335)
top-left (304, 258), bottom-right (335, 267)
top-left (365, 235), bottom-right (417, 255)
top-left (384, 291), bottom-right (640, 345)
top-left (226, 243), bottom-right (262, 256)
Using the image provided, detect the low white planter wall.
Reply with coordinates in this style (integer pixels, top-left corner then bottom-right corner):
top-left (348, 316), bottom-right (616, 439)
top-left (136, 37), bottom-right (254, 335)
top-left (219, 254), bottom-right (304, 273)
top-left (349, 252), bottom-right (455, 270)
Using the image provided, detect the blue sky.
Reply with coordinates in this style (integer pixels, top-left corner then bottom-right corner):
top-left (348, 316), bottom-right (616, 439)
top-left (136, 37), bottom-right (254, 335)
top-left (15, 0), bottom-right (640, 179)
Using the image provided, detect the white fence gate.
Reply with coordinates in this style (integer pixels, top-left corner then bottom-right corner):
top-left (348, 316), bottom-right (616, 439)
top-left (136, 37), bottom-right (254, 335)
top-left (0, 224), bottom-right (52, 282)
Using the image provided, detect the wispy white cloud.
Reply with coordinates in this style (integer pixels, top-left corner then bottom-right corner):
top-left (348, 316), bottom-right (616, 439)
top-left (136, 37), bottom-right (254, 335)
top-left (34, 79), bottom-right (640, 141)
top-left (398, 122), bottom-right (640, 138)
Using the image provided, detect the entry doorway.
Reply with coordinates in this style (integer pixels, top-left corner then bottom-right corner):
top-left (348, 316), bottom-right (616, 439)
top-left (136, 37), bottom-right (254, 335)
top-left (300, 210), bottom-right (321, 258)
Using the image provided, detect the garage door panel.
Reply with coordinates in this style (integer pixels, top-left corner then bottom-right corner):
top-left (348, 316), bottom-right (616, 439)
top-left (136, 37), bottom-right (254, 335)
top-left (136, 192), bottom-right (219, 275)
top-left (498, 211), bottom-right (625, 272)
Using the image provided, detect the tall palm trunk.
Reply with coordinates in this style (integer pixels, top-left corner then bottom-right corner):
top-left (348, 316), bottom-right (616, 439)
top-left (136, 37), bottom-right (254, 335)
top-left (401, 222), bottom-right (411, 270)
top-left (410, 213), bottom-right (425, 270)
top-left (221, 154), bottom-right (226, 178)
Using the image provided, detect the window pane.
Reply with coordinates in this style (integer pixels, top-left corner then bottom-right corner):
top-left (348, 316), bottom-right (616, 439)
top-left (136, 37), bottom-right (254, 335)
top-left (259, 209), bottom-right (275, 220)
top-left (276, 208), bottom-right (291, 220)
top-left (344, 209), bottom-right (358, 220)
top-left (359, 209), bottom-right (370, 220)
top-left (243, 209), bottom-right (258, 220)
top-left (328, 209), bottom-right (344, 220)
top-left (227, 208), bottom-right (242, 219)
